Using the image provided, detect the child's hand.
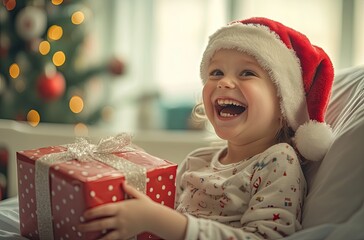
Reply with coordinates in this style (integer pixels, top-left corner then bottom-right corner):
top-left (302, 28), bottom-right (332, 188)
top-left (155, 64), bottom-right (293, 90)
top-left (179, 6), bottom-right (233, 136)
top-left (78, 181), bottom-right (155, 240)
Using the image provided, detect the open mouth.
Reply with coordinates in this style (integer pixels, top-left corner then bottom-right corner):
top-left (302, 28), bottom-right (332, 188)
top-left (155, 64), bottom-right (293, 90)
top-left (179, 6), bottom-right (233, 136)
top-left (215, 98), bottom-right (247, 118)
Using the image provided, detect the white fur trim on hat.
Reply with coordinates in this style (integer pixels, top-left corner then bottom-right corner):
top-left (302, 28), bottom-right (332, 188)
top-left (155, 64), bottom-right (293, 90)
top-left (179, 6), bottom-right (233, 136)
top-left (295, 120), bottom-right (334, 161)
top-left (200, 23), bottom-right (310, 130)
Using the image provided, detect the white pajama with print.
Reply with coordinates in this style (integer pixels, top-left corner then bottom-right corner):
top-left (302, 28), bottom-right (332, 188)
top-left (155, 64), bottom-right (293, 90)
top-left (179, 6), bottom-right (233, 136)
top-left (175, 143), bottom-right (306, 240)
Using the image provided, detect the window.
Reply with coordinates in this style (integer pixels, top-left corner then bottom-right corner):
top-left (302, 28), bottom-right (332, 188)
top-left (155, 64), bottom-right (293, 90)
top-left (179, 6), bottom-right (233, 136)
top-left (100, 0), bottom-right (363, 131)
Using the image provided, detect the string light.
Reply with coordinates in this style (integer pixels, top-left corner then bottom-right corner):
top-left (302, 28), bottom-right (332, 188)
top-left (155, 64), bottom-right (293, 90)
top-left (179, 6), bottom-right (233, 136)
top-left (39, 40), bottom-right (51, 55)
top-left (47, 25), bottom-right (63, 41)
top-left (74, 123), bottom-right (88, 136)
top-left (51, 0), bottom-right (63, 5)
top-left (9, 63), bottom-right (20, 78)
top-left (71, 11), bottom-right (85, 25)
top-left (69, 96), bottom-right (84, 113)
top-left (27, 110), bottom-right (40, 127)
top-left (52, 51), bottom-right (66, 66)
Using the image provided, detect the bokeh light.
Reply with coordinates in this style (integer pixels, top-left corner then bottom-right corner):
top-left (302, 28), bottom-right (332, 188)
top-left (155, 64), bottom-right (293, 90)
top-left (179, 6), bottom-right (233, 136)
top-left (102, 106), bottom-right (114, 122)
top-left (39, 40), bottom-right (51, 55)
top-left (4, 0), bottom-right (16, 10)
top-left (27, 110), bottom-right (40, 127)
top-left (14, 78), bottom-right (25, 93)
top-left (9, 63), bottom-right (20, 78)
top-left (47, 25), bottom-right (63, 41)
top-left (69, 96), bottom-right (84, 113)
top-left (52, 51), bottom-right (66, 66)
top-left (51, 0), bottom-right (63, 5)
top-left (71, 11), bottom-right (85, 25)
top-left (74, 123), bottom-right (88, 136)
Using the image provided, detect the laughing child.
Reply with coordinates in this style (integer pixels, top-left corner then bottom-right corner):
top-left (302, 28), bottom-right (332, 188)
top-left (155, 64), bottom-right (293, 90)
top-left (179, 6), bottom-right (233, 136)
top-left (79, 17), bottom-right (334, 240)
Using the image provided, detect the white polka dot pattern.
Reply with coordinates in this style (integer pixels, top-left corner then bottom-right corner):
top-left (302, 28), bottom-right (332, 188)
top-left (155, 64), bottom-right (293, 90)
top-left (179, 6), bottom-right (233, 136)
top-left (17, 145), bottom-right (177, 240)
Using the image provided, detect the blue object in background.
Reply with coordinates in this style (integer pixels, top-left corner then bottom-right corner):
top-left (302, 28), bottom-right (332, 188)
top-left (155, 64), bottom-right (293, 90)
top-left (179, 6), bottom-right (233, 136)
top-left (164, 104), bottom-right (194, 130)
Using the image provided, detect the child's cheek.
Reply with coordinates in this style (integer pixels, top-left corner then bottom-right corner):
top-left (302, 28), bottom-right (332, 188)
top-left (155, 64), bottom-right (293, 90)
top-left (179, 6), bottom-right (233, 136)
top-left (202, 85), bottom-right (214, 119)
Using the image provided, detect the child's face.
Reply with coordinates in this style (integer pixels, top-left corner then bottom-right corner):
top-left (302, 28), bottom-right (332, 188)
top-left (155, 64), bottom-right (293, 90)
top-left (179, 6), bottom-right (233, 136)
top-left (203, 49), bottom-right (282, 146)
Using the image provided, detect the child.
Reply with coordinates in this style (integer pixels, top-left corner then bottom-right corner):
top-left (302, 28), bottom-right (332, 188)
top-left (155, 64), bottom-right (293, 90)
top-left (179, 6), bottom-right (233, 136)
top-left (78, 17), bottom-right (334, 240)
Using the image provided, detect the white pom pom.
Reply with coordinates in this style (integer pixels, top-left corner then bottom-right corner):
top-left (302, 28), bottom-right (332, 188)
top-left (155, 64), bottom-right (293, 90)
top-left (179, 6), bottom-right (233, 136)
top-left (294, 120), bottom-right (334, 161)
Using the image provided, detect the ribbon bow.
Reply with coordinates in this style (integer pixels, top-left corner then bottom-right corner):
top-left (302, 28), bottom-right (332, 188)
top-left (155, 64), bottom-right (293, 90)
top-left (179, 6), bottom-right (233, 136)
top-left (67, 133), bottom-right (133, 160)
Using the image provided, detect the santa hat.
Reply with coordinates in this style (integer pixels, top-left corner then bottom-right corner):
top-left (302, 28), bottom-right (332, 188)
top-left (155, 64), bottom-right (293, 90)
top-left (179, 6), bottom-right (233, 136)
top-left (200, 17), bottom-right (335, 161)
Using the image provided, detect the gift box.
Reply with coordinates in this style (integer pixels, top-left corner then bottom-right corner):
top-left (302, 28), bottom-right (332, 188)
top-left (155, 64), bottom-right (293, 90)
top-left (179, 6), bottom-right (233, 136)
top-left (17, 134), bottom-right (177, 240)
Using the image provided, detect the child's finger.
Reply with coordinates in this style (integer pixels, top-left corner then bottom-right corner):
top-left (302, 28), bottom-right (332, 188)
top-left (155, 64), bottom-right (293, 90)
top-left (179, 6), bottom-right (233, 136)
top-left (98, 229), bottom-right (122, 240)
top-left (83, 203), bottom-right (118, 220)
top-left (78, 217), bottom-right (115, 232)
top-left (122, 181), bottom-right (145, 199)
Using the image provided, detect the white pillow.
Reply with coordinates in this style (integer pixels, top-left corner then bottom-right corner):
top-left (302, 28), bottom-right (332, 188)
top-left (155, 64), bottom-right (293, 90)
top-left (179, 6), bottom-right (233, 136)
top-left (302, 65), bottom-right (364, 228)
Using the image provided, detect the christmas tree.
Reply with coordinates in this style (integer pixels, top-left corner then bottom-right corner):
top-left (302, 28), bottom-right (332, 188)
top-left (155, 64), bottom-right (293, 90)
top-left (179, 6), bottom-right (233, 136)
top-left (0, 0), bottom-right (125, 128)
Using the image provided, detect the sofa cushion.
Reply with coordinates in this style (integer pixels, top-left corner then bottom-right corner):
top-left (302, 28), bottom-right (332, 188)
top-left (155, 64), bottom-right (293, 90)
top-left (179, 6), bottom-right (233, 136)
top-left (302, 65), bottom-right (364, 228)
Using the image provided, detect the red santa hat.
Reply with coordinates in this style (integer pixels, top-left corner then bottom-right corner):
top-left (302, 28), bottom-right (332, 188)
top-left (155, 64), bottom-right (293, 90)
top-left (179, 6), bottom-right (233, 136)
top-left (200, 17), bottom-right (335, 161)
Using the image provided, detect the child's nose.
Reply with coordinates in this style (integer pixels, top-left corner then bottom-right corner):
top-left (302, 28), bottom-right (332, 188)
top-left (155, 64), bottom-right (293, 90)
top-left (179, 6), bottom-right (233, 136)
top-left (217, 77), bottom-right (235, 89)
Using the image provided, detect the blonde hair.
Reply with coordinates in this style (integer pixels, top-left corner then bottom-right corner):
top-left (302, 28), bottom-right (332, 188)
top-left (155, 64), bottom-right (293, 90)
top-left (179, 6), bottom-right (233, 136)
top-left (275, 119), bottom-right (295, 145)
top-left (191, 102), bottom-right (206, 123)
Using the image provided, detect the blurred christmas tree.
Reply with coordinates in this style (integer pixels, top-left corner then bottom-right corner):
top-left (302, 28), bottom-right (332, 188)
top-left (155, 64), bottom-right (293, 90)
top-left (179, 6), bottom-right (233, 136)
top-left (0, 0), bottom-right (125, 128)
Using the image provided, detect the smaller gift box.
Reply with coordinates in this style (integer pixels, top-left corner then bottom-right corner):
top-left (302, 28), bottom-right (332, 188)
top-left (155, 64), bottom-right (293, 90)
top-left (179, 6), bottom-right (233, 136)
top-left (17, 134), bottom-right (177, 240)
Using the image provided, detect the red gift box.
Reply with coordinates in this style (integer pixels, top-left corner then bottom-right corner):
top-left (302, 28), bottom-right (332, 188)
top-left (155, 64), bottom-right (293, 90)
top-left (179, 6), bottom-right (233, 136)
top-left (17, 136), bottom-right (177, 240)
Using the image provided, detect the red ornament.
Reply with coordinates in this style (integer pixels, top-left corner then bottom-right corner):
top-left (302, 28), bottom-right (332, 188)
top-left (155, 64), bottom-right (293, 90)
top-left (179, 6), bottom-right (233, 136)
top-left (108, 57), bottom-right (125, 75)
top-left (36, 71), bottom-right (66, 101)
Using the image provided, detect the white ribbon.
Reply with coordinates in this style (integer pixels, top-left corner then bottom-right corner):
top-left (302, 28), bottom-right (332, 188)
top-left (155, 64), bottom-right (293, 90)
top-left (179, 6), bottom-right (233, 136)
top-left (34, 133), bottom-right (146, 240)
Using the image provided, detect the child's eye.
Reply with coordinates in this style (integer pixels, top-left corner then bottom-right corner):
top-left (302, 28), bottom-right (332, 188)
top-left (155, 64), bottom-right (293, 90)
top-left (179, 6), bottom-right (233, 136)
top-left (209, 69), bottom-right (224, 77)
top-left (240, 70), bottom-right (257, 77)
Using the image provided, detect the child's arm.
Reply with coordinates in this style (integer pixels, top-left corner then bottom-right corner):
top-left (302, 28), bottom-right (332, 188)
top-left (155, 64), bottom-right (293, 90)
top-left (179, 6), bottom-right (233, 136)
top-left (78, 182), bottom-right (188, 240)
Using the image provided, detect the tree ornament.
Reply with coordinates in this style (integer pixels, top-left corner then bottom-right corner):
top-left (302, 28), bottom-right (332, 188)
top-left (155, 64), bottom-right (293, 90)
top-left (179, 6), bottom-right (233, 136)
top-left (108, 57), bottom-right (125, 75)
top-left (2, 0), bottom-right (16, 11)
top-left (36, 70), bottom-right (66, 101)
top-left (15, 6), bottom-right (47, 41)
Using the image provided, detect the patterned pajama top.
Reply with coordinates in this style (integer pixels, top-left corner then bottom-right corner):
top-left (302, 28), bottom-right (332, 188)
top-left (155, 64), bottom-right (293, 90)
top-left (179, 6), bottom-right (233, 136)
top-left (176, 143), bottom-right (306, 240)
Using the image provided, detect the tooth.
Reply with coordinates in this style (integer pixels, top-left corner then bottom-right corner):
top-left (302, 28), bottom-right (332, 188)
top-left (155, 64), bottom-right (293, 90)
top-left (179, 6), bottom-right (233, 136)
top-left (217, 99), bottom-right (246, 107)
top-left (220, 112), bottom-right (238, 117)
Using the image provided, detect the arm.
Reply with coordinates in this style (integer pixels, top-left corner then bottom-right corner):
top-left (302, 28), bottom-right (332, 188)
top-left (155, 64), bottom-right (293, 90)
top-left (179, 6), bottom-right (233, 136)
top-left (78, 182), bottom-right (188, 240)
